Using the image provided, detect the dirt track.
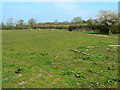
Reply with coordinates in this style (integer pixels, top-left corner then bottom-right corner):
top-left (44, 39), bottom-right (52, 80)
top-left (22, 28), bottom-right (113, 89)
top-left (87, 34), bottom-right (118, 39)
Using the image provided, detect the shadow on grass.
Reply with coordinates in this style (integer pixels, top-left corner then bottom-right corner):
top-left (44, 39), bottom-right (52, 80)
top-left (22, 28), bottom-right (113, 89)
top-left (84, 32), bottom-right (109, 35)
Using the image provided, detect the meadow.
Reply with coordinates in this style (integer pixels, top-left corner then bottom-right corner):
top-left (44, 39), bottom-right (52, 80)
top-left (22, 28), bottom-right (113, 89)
top-left (2, 29), bottom-right (119, 88)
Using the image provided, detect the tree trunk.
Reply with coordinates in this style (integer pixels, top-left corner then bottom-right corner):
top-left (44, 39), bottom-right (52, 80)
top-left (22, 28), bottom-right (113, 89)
top-left (109, 27), bottom-right (111, 35)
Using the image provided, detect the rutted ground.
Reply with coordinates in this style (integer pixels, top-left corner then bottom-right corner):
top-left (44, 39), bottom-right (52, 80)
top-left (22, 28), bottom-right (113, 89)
top-left (2, 29), bottom-right (119, 88)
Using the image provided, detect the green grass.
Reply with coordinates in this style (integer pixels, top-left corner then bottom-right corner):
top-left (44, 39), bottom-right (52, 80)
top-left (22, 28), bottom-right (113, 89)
top-left (2, 29), bottom-right (119, 88)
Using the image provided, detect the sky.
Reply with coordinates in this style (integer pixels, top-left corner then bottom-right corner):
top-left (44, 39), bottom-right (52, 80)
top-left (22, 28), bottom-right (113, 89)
top-left (2, 2), bottom-right (118, 23)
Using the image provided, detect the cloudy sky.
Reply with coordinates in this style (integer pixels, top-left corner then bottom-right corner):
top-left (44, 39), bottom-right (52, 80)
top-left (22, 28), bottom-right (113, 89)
top-left (2, 1), bottom-right (118, 23)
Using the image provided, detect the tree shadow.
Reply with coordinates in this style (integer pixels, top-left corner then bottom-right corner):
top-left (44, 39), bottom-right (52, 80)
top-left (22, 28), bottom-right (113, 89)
top-left (86, 32), bottom-right (109, 35)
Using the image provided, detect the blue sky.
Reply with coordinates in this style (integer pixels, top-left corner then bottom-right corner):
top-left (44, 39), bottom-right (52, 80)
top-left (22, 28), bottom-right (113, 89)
top-left (2, 2), bottom-right (118, 23)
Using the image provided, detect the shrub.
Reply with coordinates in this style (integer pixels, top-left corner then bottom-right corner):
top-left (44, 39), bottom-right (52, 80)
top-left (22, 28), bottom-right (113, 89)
top-left (69, 25), bottom-right (78, 31)
top-left (110, 25), bottom-right (119, 34)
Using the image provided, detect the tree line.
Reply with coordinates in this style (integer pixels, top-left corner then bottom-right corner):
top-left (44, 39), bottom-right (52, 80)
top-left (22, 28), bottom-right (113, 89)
top-left (1, 10), bottom-right (119, 34)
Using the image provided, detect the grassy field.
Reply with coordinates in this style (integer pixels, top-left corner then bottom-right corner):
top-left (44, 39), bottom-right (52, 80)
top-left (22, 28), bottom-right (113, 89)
top-left (2, 29), bottom-right (119, 88)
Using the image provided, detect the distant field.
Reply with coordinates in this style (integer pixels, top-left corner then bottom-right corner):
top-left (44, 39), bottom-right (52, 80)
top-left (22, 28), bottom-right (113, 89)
top-left (2, 29), bottom-right (119, 88)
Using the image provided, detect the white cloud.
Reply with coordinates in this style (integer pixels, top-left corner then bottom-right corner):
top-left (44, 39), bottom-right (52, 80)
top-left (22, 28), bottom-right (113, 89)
top-left (53, 2), bottom-right (90, 20)
top-left (53, 2), bottom-right (81, 11)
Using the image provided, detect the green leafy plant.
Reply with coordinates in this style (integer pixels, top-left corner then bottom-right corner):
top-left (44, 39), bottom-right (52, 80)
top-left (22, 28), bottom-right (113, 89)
top-left (63, 70), bottom-right (75, 75)
top-left (90, 81), bottom-right (99, 87)
top-left (15, 67), bottom-right (23, 73)
top-left (14, 52), bottom-right (20, 55)
top-left (92, 62), bottom-right (98, 65)
top-left (75, 73), bottom-right (86, 79)
top-left (105, 77), bottom-right (118, 85)
top-left (89, 68), bottom-right (94, 73)
top-left (107, 66), bottom-right (115, 70)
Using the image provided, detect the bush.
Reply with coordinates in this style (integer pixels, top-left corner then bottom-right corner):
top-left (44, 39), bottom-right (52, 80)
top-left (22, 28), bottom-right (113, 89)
top-left (110, 25), bottom-right (119, 34)
top-left (2, 23), bottom-right (119, 34)
top-left (69, 25), bottom-right (79, 31)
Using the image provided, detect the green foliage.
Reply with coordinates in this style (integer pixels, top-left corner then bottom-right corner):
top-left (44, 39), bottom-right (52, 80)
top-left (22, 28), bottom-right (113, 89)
top-left (2, 9), bottom-right (119, 34)
top-left (71, 17), bottom-right (82, 24)
top-left (89, 68), bottom-right (94, 73)
top-left (15, 67), bottom-right (23, 73)
top-left (28, 18), bottom-right (36, 27)
top-left (69, 25), bottom-right (77, 31)
top-left (90, 81), bottom-right (99, 87)
top-left (75, 73), bottom-right (86, 79)
top-left (105, 77), bottom-right (118, 85)
top-left (34, 25), bottom-right (69, 30)
top-left (62, 70), bottom-right (86, 79)
top-left (87, 19), bottom-right (93, 26)
top-left (110, 25), bottom-right (120, 34)
top-left (40, 76), bottom-right (45, 80)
